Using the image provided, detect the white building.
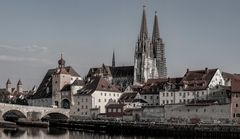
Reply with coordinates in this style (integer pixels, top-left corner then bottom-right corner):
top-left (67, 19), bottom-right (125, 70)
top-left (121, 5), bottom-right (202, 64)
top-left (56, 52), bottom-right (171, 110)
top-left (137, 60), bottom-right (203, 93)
top-left (159, 68), bottom-right (227, 105)
top-left (70, 76), bottom-right (122, 118)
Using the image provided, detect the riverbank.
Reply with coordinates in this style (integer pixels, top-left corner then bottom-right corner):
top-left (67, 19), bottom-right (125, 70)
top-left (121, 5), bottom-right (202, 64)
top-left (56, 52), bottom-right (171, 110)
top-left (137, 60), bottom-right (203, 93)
top-left (49, 120), bottom-right (240, 138)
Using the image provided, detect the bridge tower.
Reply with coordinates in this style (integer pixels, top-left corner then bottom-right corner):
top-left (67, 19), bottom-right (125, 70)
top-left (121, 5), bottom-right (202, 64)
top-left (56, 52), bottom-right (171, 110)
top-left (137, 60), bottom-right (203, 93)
top-left (52, 54), bottom-right (71, 108)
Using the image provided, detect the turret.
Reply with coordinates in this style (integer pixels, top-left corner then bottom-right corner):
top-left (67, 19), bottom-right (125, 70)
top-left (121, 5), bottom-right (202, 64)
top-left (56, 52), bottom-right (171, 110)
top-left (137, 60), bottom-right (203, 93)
top-left (17, 80), bottom-right (23, 93)
top-left (6, 78), bottom-right (12, 93)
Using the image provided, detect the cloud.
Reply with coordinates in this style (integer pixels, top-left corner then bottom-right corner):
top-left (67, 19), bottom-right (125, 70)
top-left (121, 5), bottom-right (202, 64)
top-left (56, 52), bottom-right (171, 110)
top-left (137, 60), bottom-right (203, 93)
top-left (0, 55), bottom-right (51, 64)
top-left (0, 44), bottom-right (48, 52)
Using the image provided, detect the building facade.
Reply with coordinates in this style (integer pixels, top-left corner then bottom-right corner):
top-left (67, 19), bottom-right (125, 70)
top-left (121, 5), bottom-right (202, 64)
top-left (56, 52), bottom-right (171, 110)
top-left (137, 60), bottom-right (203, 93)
top-left (70, 77), bottom-right (122, 118)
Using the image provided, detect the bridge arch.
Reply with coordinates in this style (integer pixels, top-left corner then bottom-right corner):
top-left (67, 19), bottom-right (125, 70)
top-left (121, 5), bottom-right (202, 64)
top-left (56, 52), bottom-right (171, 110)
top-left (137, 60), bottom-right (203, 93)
top-left (41, 112), bottom-right (68, 120)
top-left (2, 109), bottom-right (27, 121)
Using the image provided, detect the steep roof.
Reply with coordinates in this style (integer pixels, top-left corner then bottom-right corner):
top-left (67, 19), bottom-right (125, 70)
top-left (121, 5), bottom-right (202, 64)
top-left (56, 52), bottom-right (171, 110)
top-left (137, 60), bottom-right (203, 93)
top-left (118, 92), bottom-right (137, 103)
top-left (75, 76), bottom-right (120, 96)
top-left (31, 66), bottom-right (81, 99)
top-left (87, 65), bottom-right (134, 78)
top-left (111, 66), bottom-right (134, 78)
top-left (181, 68), bottom-right (218, 91)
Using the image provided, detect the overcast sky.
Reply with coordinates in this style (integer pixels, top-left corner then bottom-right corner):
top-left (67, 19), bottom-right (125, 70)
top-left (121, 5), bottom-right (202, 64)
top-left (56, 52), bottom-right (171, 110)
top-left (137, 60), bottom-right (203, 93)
top-left (0, 0), bottom-right (240, 89)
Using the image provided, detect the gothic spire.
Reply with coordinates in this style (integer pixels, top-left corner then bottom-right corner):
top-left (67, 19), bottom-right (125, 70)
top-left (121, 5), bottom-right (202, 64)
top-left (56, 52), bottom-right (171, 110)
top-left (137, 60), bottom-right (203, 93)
top-left (140, 5), bottom-right (148, 39)
top-left (152, 11), bottom-right (160, 41)
top-left (112, 50), bottom-right (115, 67)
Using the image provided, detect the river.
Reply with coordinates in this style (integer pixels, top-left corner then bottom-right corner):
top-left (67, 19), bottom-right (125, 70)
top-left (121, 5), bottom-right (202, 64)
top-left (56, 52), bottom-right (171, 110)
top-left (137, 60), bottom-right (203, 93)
top-left (0, 127), bottom-right (176, 139)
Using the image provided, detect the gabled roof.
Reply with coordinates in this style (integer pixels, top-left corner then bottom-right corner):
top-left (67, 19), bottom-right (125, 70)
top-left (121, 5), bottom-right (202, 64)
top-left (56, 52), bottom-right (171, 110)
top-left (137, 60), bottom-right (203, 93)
top-left (75, 76), bottom-right (120, 96)
top-left (31, 66), bottom-right (81, 99)
top-left (118, 92), bottom-right (137, 103)
top-left (181, 68), bottom-right (218, 91)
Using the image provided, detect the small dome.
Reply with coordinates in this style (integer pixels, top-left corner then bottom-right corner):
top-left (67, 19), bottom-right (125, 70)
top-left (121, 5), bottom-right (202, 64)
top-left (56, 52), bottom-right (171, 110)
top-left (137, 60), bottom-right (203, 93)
top-left (58, 53), bottom-right (65, 67)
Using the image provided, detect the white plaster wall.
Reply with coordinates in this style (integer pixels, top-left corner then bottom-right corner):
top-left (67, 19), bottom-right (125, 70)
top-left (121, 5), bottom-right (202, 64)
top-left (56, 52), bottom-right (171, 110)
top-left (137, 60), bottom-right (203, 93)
top-left (141, 94), bottom-right (159, 105)
top-left (208, 69), bottom-right (225, 88)
top-left (92, 91), bottom-right (122, 113)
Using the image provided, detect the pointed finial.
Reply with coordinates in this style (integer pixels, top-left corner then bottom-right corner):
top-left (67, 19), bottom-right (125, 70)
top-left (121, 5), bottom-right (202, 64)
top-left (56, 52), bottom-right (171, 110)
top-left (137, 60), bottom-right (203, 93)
top-left (143, 5), bottom-right (146, 9)
top-left (155, 11), bottom-right (157, 15)
top-left (61, 53), bottom-right (63, 59)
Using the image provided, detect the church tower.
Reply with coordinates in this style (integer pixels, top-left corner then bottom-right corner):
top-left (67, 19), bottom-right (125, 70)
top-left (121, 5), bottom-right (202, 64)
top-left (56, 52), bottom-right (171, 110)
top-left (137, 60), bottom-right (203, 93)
top-left (134, 7), bottom-right (167, 85)
top-left (152, 12), bottom-right (167, 78)
top-left (112, 50), bottom-right (115, 67)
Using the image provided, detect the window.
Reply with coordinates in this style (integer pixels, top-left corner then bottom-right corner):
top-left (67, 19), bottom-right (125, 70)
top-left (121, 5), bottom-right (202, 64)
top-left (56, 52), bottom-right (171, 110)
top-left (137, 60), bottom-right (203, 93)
top-left (117, 108), bottom-right (121, 113)
top-left (77, 108), bottom-right (80, 112)
top-left (188, 109), bottom-right (190, 112)
top-left (98, 99), bottom-right (101, 102)
top-left (202, 92), bottom-right (204, 95)
top-left (109, 93), bottom-right (111, 96)
top-left (179, 99), bottom-right (182, 103)
top-left (166, 93), bottom-right (169, 97)
top-left (108, 108), bottom-right (112, 112)
top-left (187, 92), bottom-right (189, 96)
top-left (105, 99), bottom-right (107, 102)
top-left (78, 102), bottom-right (80, 105)
top-left (204, 109), bottom-right (206, 112)
top-left (113, 108), bottom-right (116, 112)
top-left (166, 100), bottom-right (169, 104)
top-left (113, 94), bottom-right (115, 97)
top-left (236, 104), bottom-right (238, 107)
top-left (163, 100), bottom-right (165, 104)
top-left (82, 105), bottom-right (84, 109)
top-left (157, 96), bottom-right (159, 99)
top-left (150, 96), bottom-right (153, 99)
top-left (86, 105), bottom-right (88, 109)
top-left (171, 100), bottom-right (173, 103)
top-left (179, 93), bottom-right (182, 96)
top-left (82, 98), bottom-right (84, 102)
top-left (196, 109), bottom-right (198, 112)
top-left (86, 98), bottom-right (88, 102)
top-left (144, 96), bottom-right (147, 99)
top-left (85, 112), bottom-right (87, 115)
top-left (171, 92), bottom-right (173, 97)
top-left (163, 93), bottom-right (165, 97)
top-left (105, 93), bottom-right (106, 96)
top-left (101, 93), bottom-right (102, 96)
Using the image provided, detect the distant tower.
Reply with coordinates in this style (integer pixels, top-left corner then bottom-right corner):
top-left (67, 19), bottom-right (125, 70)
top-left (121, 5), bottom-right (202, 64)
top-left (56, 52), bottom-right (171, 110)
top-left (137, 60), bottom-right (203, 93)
top-left (17, 80), bottom-right (23, 93)
top-left (152, 11), bottom-right (167, 78)
top-left (112, 50), bottom-right (115, 67)
top-left (134, 6), bottom-right (158, 84)
top-left (6, 78), bottom-right (12, 93)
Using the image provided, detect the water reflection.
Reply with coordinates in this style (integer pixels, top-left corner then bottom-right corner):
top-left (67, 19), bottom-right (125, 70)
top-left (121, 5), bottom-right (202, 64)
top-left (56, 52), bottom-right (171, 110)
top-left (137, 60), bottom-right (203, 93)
top-left (0, 126), bottom-right (210, 139)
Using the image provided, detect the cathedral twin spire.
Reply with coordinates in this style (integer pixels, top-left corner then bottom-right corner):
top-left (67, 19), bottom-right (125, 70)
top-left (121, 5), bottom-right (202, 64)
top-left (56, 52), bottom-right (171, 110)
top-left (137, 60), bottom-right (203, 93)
top-left (134, 6), bottom-right (167, 84)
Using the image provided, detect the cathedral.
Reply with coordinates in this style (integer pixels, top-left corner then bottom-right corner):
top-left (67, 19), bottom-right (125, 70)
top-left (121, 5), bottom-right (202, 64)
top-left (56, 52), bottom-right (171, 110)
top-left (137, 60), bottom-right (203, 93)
top-left (134, 7), bottom-right (167, 85)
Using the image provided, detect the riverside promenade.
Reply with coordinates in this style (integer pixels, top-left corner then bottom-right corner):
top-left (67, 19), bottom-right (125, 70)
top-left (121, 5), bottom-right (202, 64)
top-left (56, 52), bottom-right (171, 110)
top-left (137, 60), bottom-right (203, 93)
top-left (49, 120), bottom-right (240, 138)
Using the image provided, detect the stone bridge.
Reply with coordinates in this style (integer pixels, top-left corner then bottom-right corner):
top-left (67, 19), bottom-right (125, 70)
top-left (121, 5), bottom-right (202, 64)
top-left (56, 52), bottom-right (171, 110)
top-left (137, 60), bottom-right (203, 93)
top-left (0, 103), bottom-right (69, 121)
